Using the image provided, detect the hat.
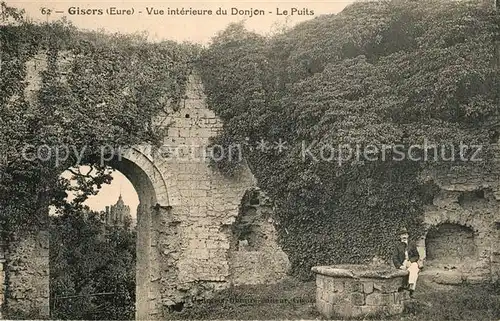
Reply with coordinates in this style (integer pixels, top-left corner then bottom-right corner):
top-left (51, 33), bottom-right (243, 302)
top-left (398, 227), bottom-right (409, 235)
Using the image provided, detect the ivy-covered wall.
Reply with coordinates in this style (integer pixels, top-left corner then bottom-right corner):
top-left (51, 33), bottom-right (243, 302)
top-left (198, 0), bottom-right (500, 279)
top-left (0, 14), bottom-right (197, 318)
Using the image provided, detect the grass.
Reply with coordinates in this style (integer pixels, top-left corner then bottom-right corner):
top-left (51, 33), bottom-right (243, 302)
top-left (400, 280), bottom-right (500, 321)
top-left (173, 277), bottom-right (500, 320)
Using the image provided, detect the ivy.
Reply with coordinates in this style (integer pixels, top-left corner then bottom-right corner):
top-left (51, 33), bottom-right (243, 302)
top-left (0, 4), bottom-right (199, 230)
top-left (199, 0), bottom-right (500, 279)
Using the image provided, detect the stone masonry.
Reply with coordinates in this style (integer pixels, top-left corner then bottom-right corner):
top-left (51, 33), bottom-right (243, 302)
top-left (312, 265), bottom-right (410, 319)
top-left (416, 163), bottom-right (500, 284)
top-left (228, 188), bottom-right (290, 286)
top-left (4, 230), bottom-right (50, 318)
top-left (2, 52), bottom-right (290, 319)
top-left (6, 48), bottom-right (500, 319)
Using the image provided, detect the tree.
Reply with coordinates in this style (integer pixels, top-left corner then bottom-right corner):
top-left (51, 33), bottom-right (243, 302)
top-left (50, 208), bottom-right (136, 320)
top-left (0, 2), bottom-right (196, 229)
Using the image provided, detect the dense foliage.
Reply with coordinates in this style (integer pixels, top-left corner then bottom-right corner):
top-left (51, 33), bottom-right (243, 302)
top-left (0, 2), bottom-right (198, 229)
top-left (199, 0), bottom-right (500, 278)
top-left (50, 208), bottom-right (135, 320)
top-left (0, 6), bottom-right (196, 317)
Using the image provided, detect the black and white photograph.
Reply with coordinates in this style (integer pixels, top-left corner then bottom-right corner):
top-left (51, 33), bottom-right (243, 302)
top-left (0, 0), bottom-right (499, 319)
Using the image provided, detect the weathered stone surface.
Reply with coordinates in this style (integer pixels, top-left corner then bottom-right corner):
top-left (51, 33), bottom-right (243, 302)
top-left (344, 280), bottom-right (363, 293)
top-left (359, 305), bottom-right (381, 316)
top-left (312, 265), bottom-right (407, 319)
top-left (312, 264), bottom-right (408, 279)
top-left (373, 277), bottom-right (403, 293)
top-left (316, 274), bottom-right (325, 289)
top-left (365, 292), bottom-right (395, 306)
top-left (333, 280), bottom-right (345, 293)
top-left (394, 291), bottom-right (411, 304)
top-left (323, 278), bottom-right (335, 293)
top-left (4, 230), bottom-right (49, 319)
top-left (419, 178), bottom-right (500, 284)
top-left (334, 302), bottom-right (362, 317)
top-left (351, 292), bottom-right (365, 306)
top-left (229, 189), bottom-right (290, 286)
top-left (5, 55), bottom-right (290, 320)
top-left (363, 281), bottom-right (374, 294)
top-left (433, 273), bottom-right (464, 285)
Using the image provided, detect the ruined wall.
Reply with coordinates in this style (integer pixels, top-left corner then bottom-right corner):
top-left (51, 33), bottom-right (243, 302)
top-left (14, 51), bottom-right (289, 319)
top-left (418, 161), bottom-right (500, 284)
top-left (134, 74), bottom-right (291, 317)
top-left (4, 230), bottom-right (50, 319)
top-left (149, 74), bottom-right (259, 316)
top-left (1, 54), bottom-right (51, 319)
top-left (228, 188), bottom-right (290, 286)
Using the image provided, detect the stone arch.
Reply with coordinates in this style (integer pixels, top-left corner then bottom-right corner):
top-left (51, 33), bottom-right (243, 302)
top-left (419, 214), bottom-right (483, 269)
top-left (417, 187), bottom-right (498, 283)
top-left (110, 146), bottom-right (180, 208)
top-left (424, 222), bottom-right (478, 266)
top-left (421, 219), bottom-right (480, 240)
top-left (105, 146), bottom-right (180, 320)
top-left (50, 146), bottom-right (177, 320)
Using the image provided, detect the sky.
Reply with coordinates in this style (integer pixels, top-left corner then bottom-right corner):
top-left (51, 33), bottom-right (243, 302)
top-left (60, 167), bottom-right (139, 218)
top-left (11, 0), bottom-right (356, 217)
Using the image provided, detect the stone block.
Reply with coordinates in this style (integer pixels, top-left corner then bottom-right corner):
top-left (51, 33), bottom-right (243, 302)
top-left (316, 298), bottom-right (325, 314)
top-left (323, 277), bottom-right (335, 293)
top-left (394, 291), bottom-right (410, 304)
top-left (317, 298), bottom-right (335, 318)
top-left (333, 280), bottom-right (345, 293)
top-left (334, 301), bottom-right (363, 318)
top-left (323, 300), bottom-right (334, 318)
top-left (324, 291), bottom-right (345, 305)
top-left (316, 289), bottom-right (323, 303)
top-left (344, 280), bottom-right (362, 292)
top-left (351, 292), bottom-right (365, 306)
top-left (373, 277), bottom-right (403, 293)
top-left (316, 275), bottom-right (324, 289)
top-left (363, 281), bottom-right (374, 294)
top-left (434, 273), bottom-right (464, 285)
top-left (359, 305), bottom-right (382, 316)
top-left (365, 292), bottom-right (394, 306)
top-left (465, 275), bottom-right (487, 284)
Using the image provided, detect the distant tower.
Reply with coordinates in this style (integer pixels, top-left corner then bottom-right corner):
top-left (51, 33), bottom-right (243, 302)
top-left (105, 194), bottom-right (132, 228)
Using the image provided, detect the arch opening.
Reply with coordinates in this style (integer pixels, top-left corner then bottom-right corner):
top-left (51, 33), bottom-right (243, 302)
top-left (425, 223), bottom-right (478, 269)
top-left (49, 150), bottom-right (164, 320)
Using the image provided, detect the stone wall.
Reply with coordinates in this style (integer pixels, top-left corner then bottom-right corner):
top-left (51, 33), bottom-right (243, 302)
top-left (2, 53), bottom-right (51, 319)
top-left (4, 52), bottom-right (290, 319)
top-left (149, 73), bottom-right (289, 316)
top-left (228, 188), bottom-right (290, 286)
top-left (312, 265), bottom-right (410, 319)
top-left (147, 73), bottom-right (256, 317)
top-left (425, 223), bottom-right (477, 263)
top-left (417, 164), bottom-right (500, 284)
top-left (4, 230), bottom-right (49, 319)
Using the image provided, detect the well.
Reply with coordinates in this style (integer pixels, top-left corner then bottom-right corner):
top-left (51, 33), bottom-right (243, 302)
top-left (312, 265), bottom-right (410, 318)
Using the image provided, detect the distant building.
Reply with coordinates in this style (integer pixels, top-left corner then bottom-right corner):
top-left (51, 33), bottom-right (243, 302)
top-left (101, 194), bottom-right (133, 229)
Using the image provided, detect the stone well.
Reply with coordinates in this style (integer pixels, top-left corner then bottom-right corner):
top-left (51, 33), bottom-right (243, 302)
top-left (312, 265), bottom-right (410, 318)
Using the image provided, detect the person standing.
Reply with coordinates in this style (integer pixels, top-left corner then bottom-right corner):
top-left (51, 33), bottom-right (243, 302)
top-left (392, 227), bottom-right (420, 297)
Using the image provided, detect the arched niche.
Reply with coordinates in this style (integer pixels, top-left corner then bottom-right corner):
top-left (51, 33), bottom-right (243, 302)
top-left (425, 223), bottom-right (478, 268)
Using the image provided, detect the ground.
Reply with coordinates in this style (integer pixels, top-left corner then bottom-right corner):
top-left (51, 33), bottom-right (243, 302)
top-left (174, 276), bottom-right (500, 320)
